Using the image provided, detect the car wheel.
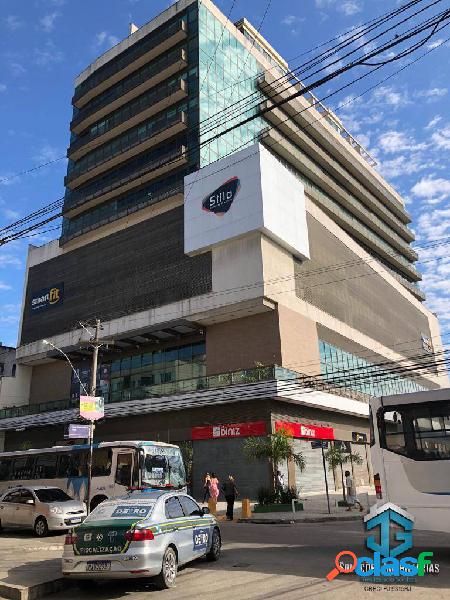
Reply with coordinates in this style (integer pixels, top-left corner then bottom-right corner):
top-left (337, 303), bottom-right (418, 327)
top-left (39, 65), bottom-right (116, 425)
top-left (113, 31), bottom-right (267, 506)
top-left (154, 546), bottom-right (177, 589)
top-left (34, 517), bottom-right (48, 537)
top-left (206, 528), bottom-right (221, 561)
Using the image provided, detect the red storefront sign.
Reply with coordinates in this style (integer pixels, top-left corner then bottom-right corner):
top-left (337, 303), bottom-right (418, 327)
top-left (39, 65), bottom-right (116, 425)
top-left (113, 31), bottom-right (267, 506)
top-left (275, 420), bottom-right (335, 440)
top-left (192, 421), bottom-right (266, 440)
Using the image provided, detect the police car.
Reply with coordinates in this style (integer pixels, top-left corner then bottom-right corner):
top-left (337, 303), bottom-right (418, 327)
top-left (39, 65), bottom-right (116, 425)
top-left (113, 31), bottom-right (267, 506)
top-left (62, 490), bottom-right (221, 589)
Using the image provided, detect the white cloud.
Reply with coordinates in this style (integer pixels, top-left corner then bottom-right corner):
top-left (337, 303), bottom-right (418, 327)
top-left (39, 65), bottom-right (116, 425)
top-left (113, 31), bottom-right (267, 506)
top-left (93, 31), bottom-right (120, 51)
top-left (431, 124), bottom-right (450, 150)
top-left (378, 154), bottom-right (429, 180)
top-left (427, 39), bottom-right (445, 50)
top-left (40, 12), bottom-right (60, 33)
top-left (372, 86), bottom-right (411, 108)
top-left (378, 130), bottom-right (426, 154)
top-left (4, 16), bottom-right (23, 31)
top-left (8, 61), bottom-right (26, 76)
top-left (0, 84), bottom-right (6, 93)
top-left (2, 208), bottom-right (20, 220)
top-left (411, 177), bottom-right (450, 203)
top-left (33, 143), bottom-right (62, 163)
top-left (281, 15), bottom-right (304, 26)
top-left (33, 41), bottom-right (64, 67)
top-left (425, 115), bottom-right (442, 130)
top-left (0, 254), bottom-right (21, 268)
top-left (339, 1), bottom-right (362, 16)
top-left (415, 87), bottom-right (448, 103)
top-left (0, 282), bottom-right (12, 291)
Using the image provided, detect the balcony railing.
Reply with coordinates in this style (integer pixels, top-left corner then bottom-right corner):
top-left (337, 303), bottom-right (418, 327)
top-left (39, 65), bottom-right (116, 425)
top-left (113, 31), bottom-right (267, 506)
top-left (63, 145), bottom-right (186, 214)
top-left (0, 364), bottom-right (372, 422)
top-left (71, 47), bottom-right (187, 132)
top-left (73, 18), bottom-right (187, 105)
top-left (69, 79), bottom-right (187, 159)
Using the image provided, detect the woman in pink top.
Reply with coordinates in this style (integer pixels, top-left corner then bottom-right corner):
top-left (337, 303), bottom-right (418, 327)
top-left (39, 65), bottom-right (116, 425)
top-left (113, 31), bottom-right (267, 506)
top-left (209, 473), bottom-right (220, 501)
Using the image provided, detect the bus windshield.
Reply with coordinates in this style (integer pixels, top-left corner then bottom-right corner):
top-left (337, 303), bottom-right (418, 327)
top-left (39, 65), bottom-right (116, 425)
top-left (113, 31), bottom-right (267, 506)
top-left (141, 446), bottom-right (186, 489)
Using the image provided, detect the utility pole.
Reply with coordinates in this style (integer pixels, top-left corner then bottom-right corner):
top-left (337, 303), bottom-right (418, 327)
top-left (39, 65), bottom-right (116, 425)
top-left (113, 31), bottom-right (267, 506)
top-left (84, 318), bottom-right (113, 514)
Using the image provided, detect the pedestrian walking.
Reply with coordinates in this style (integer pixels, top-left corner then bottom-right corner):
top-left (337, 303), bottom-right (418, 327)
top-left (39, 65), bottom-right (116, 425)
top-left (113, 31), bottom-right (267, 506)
top-left (202, 472), bottom-right (211, 503)
top-left (344, 470), bottom-right (364, 512)
top-left (209, 472), bottom-right (220, 502)
top-left (222, 475), bottom-right (238, 521)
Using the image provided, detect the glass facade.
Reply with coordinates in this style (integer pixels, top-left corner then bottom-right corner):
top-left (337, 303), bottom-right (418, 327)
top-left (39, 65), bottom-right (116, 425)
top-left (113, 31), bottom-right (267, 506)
top-left (319, 340), bottom-right (427, 397)
top-left (198, 3), bottom-right (265, 167)
top-left (70, 341), bottom-right (206, 403)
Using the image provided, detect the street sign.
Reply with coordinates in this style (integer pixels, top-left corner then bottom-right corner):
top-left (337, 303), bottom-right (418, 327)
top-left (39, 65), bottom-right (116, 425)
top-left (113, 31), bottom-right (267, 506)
top-left (311, 440), bottom-right (329, 449)
top-left (67, 424), bottom-right (90, 439)
top-left (335, 440), bottom-right (352, 452)
top-left (80, 396), bottom-right (104, 421)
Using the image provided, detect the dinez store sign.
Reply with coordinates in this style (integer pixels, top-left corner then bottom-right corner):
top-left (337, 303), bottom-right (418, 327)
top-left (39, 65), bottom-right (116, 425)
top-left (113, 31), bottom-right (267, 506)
top-left (275, 420), bottom-right (335, 440)
top-left (192, 421), bottom-right (266, 440)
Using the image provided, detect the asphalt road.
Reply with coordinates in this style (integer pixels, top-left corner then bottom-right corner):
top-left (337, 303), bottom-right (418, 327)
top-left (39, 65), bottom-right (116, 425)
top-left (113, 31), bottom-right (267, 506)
top-left (44, 521), bottom-right (450, 600)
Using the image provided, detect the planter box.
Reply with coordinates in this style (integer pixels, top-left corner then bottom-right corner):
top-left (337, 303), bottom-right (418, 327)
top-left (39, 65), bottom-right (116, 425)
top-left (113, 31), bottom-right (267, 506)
top-left (253, 503), bottom-right (303, 513)
top-left (337, 500), bottom-right (351, 507)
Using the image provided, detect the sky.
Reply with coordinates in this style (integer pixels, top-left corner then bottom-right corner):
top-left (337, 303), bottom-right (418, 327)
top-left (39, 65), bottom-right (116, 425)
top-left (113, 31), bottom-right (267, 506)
top-left (0, 0), bottom-right (449, 350)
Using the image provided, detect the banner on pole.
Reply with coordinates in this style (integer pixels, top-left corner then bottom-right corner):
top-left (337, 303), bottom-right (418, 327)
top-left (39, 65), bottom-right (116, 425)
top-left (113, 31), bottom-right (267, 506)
top-left (80, 396), bottom-right (104, 421)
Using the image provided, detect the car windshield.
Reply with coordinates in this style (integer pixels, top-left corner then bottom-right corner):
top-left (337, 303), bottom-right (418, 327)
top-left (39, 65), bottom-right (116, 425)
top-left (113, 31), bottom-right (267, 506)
top-left (142, 447), bottom-right (186, 489)
top-left (35, 488), bottom-right (72, 503)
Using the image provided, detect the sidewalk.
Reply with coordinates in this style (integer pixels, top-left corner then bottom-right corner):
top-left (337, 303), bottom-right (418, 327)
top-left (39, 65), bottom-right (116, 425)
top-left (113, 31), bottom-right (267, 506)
top-left (0, 532), bottom-right (69, 600)
top-left (210, 487), bottom-right (376, 524)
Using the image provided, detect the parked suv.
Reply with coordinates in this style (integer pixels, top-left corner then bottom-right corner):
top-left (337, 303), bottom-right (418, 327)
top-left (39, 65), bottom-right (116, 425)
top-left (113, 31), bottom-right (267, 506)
top-left (0, 486), bottom-right (86, 536)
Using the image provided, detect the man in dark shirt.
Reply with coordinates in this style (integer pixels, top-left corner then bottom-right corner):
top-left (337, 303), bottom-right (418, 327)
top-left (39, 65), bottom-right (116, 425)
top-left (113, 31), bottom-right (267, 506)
top-left (222, 475), bottom-right (238, 521)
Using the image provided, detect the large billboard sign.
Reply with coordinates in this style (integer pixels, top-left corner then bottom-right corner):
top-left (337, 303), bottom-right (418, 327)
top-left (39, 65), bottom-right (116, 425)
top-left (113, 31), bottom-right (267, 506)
top-left (184, 143), bottom-right (310, 260)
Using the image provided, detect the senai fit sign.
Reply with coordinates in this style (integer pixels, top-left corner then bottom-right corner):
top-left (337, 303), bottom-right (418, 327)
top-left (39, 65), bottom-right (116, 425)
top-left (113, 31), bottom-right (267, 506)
top-left (30, 283), bottom-right (64, 312)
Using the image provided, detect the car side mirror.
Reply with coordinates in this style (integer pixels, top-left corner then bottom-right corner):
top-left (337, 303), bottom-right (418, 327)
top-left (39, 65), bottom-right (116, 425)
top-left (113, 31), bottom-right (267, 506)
top-left (201, 506), bottom-right (210, 515)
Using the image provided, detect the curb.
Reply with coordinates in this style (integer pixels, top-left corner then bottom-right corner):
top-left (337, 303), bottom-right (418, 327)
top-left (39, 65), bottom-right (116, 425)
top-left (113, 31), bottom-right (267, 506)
top-left (237, 514), bottom-right (364, 524)
top-left (0, 577), bottom-right (72, 600)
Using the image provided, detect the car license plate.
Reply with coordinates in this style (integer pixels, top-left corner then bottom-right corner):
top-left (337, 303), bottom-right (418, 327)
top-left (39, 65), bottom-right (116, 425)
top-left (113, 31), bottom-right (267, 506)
top-left (86, 561), bottom-right (111, 572)
top-left (69, 517), bottom-right (82, 524)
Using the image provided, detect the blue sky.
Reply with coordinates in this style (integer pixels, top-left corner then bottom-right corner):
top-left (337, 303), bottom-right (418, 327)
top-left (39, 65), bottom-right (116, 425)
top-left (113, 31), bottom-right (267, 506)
top-left (0, 0), bottom-right (449, 350)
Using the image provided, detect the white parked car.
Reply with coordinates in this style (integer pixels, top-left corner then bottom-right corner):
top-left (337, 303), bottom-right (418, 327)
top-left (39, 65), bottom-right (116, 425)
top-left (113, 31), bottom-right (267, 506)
top-left (0, 486), bottom-right (86, 536)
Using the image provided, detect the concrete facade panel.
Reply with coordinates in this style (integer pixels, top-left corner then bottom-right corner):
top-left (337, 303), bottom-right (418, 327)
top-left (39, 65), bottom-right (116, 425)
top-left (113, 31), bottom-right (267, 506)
top-left (295, 215), bottom-right (431, 358)
top-left (21, 207), bottom-right (212, 345)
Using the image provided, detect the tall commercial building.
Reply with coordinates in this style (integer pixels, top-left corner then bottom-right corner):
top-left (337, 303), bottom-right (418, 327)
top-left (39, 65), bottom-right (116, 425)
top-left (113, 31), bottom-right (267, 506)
top-left (1, 0), bottom-right (447, 497)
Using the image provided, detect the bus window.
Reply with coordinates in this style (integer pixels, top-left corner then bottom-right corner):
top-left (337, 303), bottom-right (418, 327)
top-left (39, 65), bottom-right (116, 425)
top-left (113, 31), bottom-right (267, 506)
top-left (92, 448), bottom-right (112, 477)
top-left (382, 410), bottom-right (407, 456)
top-left (34, 454), bottom-right (57, 479)
top-left (115, 453), bottom-right (132, 487)
top-left (11, 456), bottom-right (35, 480)
top-left (0, 458), bottom-right (12, 481)
top-left (57, 451), bottom-right (87, 477)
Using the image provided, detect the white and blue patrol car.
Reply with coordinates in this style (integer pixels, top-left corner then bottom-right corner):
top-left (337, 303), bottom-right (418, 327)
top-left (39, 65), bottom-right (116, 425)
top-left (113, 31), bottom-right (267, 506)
top-left (62, 489), bottom-right (221, 589)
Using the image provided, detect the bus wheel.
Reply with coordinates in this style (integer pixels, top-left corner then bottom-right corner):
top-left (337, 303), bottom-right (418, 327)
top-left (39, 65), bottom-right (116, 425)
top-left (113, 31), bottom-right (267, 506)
top-left (34, 517), bottom-right (48, 537)
top-left (90, 495), bottom-right (107, 512)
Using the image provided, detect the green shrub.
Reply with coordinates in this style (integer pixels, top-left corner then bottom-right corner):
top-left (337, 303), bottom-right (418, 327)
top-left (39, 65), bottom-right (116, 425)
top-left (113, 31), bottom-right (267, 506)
top-left (257, 486), bottom-right (276, 505)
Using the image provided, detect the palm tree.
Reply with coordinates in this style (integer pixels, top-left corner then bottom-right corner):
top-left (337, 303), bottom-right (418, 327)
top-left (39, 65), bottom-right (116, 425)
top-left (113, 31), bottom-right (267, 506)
top-left (324, 444), bottom-right (363, 503)
top-left (243, 428), bottom-right (305, 494)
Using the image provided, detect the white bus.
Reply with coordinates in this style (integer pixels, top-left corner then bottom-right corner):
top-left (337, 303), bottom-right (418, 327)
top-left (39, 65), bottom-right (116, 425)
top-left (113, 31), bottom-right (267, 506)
top-left (370, 388), bottom-right (450, 533)
top-left (0, 441), bottom-right (186, 511)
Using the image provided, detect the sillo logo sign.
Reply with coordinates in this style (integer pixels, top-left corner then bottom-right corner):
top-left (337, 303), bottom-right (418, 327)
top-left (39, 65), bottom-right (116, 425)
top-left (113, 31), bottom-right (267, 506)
top-left (202, 176), bottom-right (241, 216)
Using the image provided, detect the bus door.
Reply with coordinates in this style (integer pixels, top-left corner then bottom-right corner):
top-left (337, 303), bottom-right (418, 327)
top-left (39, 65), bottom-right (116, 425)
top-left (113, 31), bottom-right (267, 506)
top-left (114, 450), bottom-right (135, 496)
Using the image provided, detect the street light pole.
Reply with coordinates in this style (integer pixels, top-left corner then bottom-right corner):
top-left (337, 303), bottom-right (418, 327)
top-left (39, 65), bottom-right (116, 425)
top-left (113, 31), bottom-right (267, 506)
top-left (86, 318), bottom-right (101, 515)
